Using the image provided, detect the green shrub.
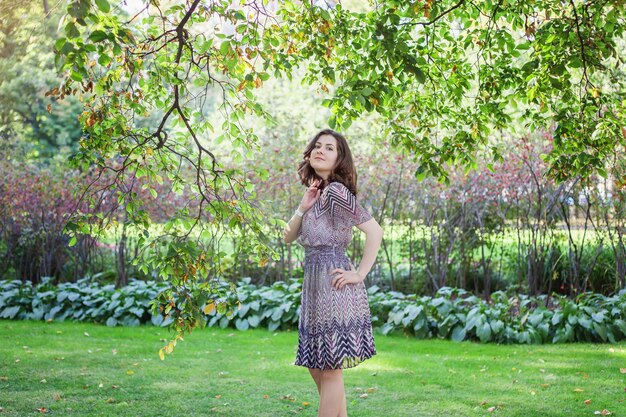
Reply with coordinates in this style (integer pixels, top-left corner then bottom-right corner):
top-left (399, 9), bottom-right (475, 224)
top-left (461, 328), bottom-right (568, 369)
top-left (1, 278), bottom-right (625, 344)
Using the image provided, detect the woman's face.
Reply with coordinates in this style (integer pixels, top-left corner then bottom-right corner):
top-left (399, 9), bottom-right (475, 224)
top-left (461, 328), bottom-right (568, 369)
top-left (309, 134), bottom-right (339, 179)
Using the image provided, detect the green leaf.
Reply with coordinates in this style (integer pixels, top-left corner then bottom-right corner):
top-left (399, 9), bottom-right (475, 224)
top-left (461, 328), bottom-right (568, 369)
top-left (65, 22), bottom-right (80, 39)
top-left (450, 325), bottom-right (466, 342)
top-left (476, 322), bottom-right (492, 342)
top-left (89, 30), bottom-right (108, 42)
top-left (95, 0), bottom-right (111, 13)
top-left (235, 318), bottom-right (249, 331)
top-left (98, 53), bottom-right (111, 66)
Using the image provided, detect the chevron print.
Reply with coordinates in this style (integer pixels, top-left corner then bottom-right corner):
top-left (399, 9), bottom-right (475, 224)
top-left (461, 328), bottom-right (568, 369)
top-left (313, 182), bottom-right (358, 220)
top-left (294, 246), bottom-right (377, 370)
top-left (296, 182), bottom-right (372, 248)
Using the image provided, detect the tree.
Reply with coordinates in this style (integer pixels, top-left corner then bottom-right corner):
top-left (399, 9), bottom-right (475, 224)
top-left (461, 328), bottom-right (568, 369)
top-left (50, 0), bottom-right (625, 356)
top-left (0, 1), bottom-right (83, 161)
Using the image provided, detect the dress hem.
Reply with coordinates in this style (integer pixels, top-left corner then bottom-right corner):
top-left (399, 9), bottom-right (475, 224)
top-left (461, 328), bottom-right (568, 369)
top-left (293, 351), bottom-right (377, 370)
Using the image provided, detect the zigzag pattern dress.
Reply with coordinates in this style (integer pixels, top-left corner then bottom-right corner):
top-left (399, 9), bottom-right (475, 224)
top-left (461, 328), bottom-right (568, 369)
top-left (294, 181), bottom-right (377, 370)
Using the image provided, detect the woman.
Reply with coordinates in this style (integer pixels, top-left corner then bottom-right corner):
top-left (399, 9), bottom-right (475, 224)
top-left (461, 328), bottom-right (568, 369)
top-left (283, 129), bottom-right (384, 417)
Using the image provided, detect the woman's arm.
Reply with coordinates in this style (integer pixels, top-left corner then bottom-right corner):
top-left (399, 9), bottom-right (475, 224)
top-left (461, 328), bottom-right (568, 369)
top-left (330, 217), bottom-right (384, 290)
top-left (283, 179), bottom-right (323, 244)
top-left (354, 218), bottom-right (384, 279)
top-left (282, 204), bottom-right (306, 244)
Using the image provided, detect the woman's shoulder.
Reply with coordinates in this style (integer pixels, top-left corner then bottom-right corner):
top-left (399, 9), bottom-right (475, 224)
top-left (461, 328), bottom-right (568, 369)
top-left (326, 181), bottom-right (350, 193)
top-left (325, 181), bottom-right (357, 200)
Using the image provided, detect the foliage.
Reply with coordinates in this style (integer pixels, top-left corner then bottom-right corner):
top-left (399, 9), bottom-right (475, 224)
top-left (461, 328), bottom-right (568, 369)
top-left (274, 1), bottom-right (626, 181)
top-left (0, 276), bottom-right (165, 326)
top-left (0, 162), bottom-right (92, 282)
top-left (0, 2), bottom-right (83, 161)
top-left (2, 277), bottom-right (625, 344)
top-left (46, 0), bottom-right (626, 354)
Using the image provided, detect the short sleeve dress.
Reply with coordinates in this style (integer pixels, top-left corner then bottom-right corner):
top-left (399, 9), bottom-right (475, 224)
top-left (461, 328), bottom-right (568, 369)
top-left (294, 181), bottom-right (377, 370)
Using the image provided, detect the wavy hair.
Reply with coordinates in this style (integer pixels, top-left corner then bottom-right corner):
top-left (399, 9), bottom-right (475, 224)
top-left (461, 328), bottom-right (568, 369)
top-left (297, 129), bottom-right (359, 196)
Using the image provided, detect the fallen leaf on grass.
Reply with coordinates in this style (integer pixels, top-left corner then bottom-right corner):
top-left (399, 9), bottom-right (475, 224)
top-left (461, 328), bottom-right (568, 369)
top-left (40, 379), bottom-right (46, 383)
top-left (594, 410), bottom-right (611, 415)
top-left (302, 402), bottom-right (311, 406)
top-left (98, 383), bottom-right (103, 388)
top-left (262, 395), bottom-right (269, 399)
top-left (111, 385), bottom-right (118, 389)
top-left (126, 370), bottom-right (134, 375)
top-left (573, 388), bottom-right (584, 393)
top-left (359, 394), bottom-right (368, 399)
top-left (367, 387), bottom-right (377, 393)
top-left (280, 395), bottom-right (295, 402)
top-left (481, 401), bottom-right (488, 406)
top-left (53, 393), bottom-right (62, 401)
top-left (0, 376), bottom-right (7, 381)
top-left (584, 400), bottom-right (591, 405)
top-left (0, 406), bottom-right (4, 412)
top-left (105, 397), bottom-right (115, 404)
top-left (215, 395), bottom-right (222, 399)
top-left (36, 407), bottom-right (46, 413)
top-left (84, 332), bottom-right (90, 337)
top-left (620, 368), bottom-right (626, 374)
top-left (488, 406), bottom-right (496, 412)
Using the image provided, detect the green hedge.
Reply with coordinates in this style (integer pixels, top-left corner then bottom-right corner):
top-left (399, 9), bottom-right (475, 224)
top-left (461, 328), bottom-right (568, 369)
top-left (1, 277), bottom-right (625, 344)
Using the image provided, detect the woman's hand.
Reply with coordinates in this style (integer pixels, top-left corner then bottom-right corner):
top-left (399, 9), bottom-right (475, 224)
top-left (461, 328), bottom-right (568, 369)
top-left (299, 178), bottom-right (322, 212)
top-left (330, 263), bottom-right (363, 290)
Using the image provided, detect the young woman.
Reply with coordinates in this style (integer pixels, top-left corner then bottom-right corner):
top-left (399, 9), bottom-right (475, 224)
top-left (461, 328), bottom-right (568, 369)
top-left (283, 129), bottom-right (384, 417)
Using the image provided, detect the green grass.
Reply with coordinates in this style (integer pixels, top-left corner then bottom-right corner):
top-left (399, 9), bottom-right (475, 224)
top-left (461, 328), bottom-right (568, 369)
top-left (0, 320), bottom-right (624, 417)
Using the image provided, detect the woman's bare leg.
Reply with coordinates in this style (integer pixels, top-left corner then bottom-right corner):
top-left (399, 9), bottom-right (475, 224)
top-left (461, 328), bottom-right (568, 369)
top-left (339, 391), bottom-right (347, 417)
top-left (308, 368), bottom-right (322, 394)
top-left (318, 369), bottom-right (344, 417)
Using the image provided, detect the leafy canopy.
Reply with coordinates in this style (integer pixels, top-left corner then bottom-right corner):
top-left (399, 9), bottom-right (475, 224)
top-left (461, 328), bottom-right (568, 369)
top-left (52, 0), bottom-right (625, 356)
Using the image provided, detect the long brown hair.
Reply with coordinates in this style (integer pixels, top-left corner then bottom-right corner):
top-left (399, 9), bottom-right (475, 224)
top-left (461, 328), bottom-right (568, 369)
top-left (297, 129), bottom-right (359, 196)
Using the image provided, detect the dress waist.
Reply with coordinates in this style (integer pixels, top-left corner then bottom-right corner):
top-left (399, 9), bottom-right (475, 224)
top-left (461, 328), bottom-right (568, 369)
top-left (304, 245), bottom-right (347, 258)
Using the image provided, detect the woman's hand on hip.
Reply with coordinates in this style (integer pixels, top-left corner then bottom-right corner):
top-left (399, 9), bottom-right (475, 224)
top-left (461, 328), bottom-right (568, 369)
top-left (330, 263), bottom-right (363, 290)
top-left (299, 178), bottom-right (322, 211)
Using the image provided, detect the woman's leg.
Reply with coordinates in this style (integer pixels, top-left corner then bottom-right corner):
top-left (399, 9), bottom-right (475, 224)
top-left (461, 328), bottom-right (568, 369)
top-left (318, 369), bottom-right (345, 417)
top-left (308, 368), bottom-right (322, 394)
top-left (339, 390), bottom-right (347, 417)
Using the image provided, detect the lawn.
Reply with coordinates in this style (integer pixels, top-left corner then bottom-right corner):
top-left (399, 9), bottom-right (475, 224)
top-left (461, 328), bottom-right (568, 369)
top-left (0, 320), bottom-right (624, 417)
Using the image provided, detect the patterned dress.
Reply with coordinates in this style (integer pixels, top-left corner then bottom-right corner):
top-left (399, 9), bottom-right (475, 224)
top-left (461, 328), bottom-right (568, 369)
top-left (294, 181), bottom-right (377, 370)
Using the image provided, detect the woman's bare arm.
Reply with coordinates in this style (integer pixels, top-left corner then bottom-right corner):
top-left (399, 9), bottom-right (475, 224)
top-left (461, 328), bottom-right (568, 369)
top-left (283, 179), bottom-right (322, 244)
top-left (283, 205), bottom-right (306, 244)
top-left (354, 218), bottom-right (384, 279)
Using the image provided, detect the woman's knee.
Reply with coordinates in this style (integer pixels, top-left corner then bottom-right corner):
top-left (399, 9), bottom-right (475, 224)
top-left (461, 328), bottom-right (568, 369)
top-left (319, 369), bottom-right (343, 382)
